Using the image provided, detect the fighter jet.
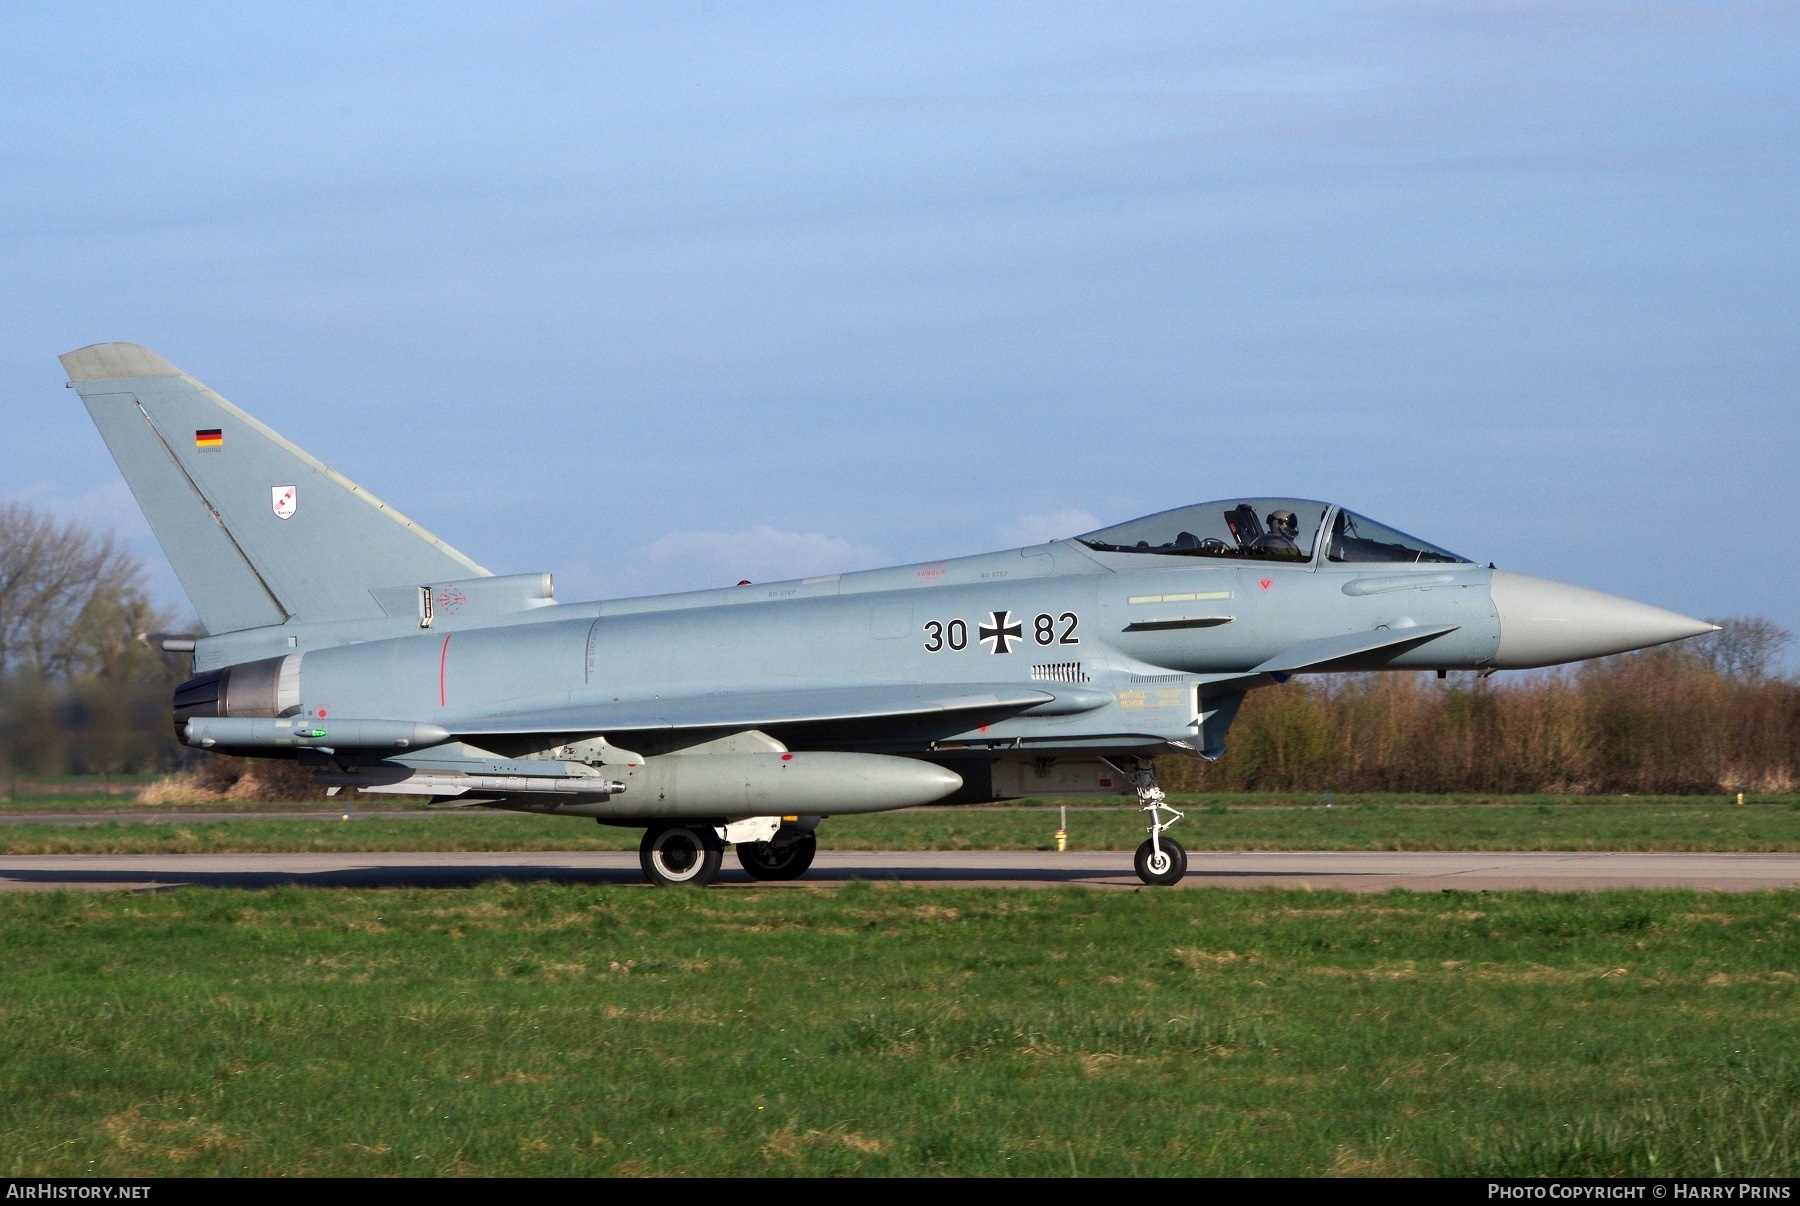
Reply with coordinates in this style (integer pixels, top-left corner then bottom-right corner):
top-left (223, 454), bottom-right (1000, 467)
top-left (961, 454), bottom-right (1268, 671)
top-left (62, 343), bottom-right (1717, 885)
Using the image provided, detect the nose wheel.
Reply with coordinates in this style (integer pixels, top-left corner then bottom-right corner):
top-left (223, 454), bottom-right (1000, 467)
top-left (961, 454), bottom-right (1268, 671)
top-left (1108, 758), bottom-right (1187, 886)
top-left (1134, 835), bottom-right (1187, 885)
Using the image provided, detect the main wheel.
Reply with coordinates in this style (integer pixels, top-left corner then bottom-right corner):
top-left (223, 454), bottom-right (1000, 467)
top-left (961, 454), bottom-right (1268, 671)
top-left (1134, 836), bottom-right (1187, 886)
top-left (735, 832), bottom-right (817, 881)
top-left (640, 823), bottom-right (724, 887)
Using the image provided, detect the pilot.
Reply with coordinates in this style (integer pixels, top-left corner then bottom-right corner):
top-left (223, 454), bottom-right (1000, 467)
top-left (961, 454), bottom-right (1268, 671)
top-left (1253, 509), bottom-right (1300, 554)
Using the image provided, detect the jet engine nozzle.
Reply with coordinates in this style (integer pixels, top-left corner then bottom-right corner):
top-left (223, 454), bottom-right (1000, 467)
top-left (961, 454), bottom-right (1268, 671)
top-left (171, 653), bottom-right (303, 738)
top-left (1490, 569), bottom-right (1716, 670)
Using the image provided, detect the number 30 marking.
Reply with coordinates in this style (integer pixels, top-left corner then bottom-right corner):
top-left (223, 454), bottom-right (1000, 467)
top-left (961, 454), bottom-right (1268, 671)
top-left (923, 619), bottom-right (970, 652)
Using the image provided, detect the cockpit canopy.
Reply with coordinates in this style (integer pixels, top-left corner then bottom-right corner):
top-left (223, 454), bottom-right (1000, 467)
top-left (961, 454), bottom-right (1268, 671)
top-left (1076, 498), bottom-right (1470, 566)
top-left (1326, 508), bottom-right (1469, 565)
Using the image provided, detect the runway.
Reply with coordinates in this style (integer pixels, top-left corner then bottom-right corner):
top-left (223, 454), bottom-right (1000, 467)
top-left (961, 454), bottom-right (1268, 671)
top-left (1, 849), bottom-right (1796, 892)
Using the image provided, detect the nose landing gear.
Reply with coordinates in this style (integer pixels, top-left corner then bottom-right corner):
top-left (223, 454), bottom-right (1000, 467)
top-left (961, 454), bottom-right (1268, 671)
top-left (1109, 758), bottom-right (1187, 886)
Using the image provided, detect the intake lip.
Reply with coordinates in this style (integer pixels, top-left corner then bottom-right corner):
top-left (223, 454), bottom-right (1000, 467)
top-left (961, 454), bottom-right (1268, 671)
top-left (1490, 570), bottom-right (1716, 669)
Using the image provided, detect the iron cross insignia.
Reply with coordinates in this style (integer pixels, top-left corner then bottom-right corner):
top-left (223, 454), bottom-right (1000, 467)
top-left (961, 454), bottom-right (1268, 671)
top-left (979, 610), bottom-right (1023, 654)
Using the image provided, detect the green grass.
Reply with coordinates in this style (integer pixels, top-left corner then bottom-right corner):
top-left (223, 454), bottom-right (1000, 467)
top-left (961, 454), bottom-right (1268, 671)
top-left (0, 789), bottom-right (156, 810)
top-left (1, 885), bottom-right (1794, 1176)
top-left (2, 774), bottom-right (161, 788)
top-left (0, 793), bottom-right (340, 813)
top-left (6, 798), bottom-right (1800, 855)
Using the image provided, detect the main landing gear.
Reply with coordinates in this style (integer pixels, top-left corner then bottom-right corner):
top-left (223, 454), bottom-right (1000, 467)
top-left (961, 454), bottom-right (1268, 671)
top-left (636, 821), bottom-right (817, 887)
top-left (639, 823), bottom-right (724, 887)
top-left (1110, 758), bottom-right (1187, 886)
top-left (736, 831), bottom-right (817, 881)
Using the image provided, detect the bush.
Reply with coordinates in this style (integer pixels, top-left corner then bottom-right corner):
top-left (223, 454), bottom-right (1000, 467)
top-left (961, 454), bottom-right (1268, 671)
top-left (137, 753), bottom-right (330, 804)
top-left (1163, 633), bottom-right (1800, 795)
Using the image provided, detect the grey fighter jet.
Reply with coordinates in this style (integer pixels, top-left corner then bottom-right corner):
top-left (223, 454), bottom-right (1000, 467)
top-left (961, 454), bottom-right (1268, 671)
top-left (63, 344), bottom-right (1717, 886)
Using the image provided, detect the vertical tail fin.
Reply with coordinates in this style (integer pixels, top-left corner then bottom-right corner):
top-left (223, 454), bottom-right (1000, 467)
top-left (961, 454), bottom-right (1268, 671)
top-left (62, 343), bottom-right (489, 635)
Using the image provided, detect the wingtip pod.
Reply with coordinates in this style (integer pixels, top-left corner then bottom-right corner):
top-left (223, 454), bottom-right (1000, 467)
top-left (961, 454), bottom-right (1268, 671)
top-left (60, 343), bottom-right (182, 383)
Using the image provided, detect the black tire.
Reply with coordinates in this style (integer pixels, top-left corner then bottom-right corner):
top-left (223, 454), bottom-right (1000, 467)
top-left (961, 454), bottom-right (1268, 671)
top-left (735, 832), bottom-right (818, 881)
top-left (1134, 836), bottom-right (1187, 886)
top-left (640, 823), bottom-right (725, 887)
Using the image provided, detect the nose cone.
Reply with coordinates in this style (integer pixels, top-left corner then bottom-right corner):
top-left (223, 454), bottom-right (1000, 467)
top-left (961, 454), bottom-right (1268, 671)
top-left (1491, 570), bottom-right (1717, 669)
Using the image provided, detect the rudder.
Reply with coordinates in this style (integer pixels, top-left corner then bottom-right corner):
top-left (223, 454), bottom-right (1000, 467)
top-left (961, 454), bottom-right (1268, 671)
top-left (62, 343), bottom-right (489, 635)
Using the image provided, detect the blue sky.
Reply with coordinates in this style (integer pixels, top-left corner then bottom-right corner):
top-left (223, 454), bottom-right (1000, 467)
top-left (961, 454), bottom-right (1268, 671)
top-left (3, 3), bottom-right (1795, 640)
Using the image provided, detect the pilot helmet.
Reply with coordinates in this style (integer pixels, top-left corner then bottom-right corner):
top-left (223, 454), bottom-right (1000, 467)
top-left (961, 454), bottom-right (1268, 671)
top-left (1267, 509), bottom-right (1297, 536)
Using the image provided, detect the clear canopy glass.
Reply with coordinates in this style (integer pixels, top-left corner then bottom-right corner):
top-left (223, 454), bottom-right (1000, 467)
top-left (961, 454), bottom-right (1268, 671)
top-left (1077, 498), bottom-right (1329, 563)
top-left (1325, 509), bottom-right (1470, 565)
top-left (1075, 499), bottom-right (1471, 566)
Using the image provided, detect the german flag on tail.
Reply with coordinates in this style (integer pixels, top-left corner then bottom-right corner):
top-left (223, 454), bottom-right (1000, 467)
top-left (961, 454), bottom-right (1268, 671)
top-left (195, 428), bottom-right (222, 449)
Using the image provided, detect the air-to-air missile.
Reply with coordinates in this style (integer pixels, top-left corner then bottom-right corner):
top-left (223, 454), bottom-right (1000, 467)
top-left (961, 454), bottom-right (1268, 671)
top-left (63, 343), bottom-right (1717, 886)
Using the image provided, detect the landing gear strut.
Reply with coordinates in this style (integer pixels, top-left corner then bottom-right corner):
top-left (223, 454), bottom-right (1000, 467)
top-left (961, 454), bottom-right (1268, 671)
top-left (1110, 758), bottom-right (1186, 886)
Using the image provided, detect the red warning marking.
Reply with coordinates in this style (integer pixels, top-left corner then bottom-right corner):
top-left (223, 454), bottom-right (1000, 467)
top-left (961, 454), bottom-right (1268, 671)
top-left (438, 633), bottom-right (453, 707)
top-left (1259, 578), bottom-right (1273, 591)
top-left (781, 753), bottom-right (794, 761)
top-left (978, 724), bottom-right (989, 734)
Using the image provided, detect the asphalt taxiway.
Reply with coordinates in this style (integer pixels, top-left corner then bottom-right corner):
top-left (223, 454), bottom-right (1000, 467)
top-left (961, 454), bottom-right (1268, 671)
top-left (0, 849), bottom-right (1795, 892)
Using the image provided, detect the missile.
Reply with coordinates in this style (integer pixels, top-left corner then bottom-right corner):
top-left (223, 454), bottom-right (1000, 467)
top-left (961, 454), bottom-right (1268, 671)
top-left (183, 717), bottom-right (451, 752)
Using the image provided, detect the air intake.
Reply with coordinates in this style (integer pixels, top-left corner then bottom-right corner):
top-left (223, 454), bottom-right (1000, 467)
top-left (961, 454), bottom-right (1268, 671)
top-left (1030, 662), bottom-right (1089, 684)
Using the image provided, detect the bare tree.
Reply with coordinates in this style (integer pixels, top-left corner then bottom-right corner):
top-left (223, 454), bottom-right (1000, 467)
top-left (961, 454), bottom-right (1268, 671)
top-left (0, 504), bottom-right (188, 788)
top-left (0, 502), bottom-right (168, 678)
top-left (1694, 617), bottom-right (1794, 682)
